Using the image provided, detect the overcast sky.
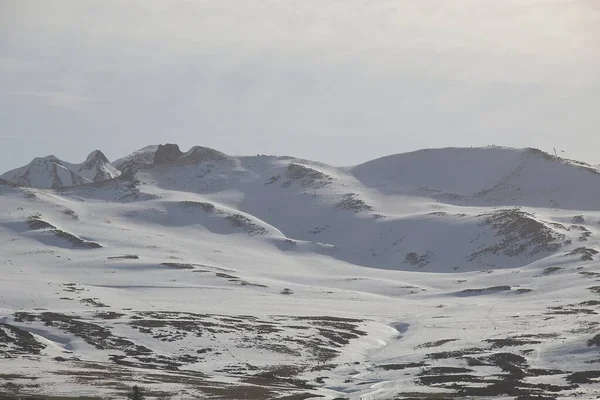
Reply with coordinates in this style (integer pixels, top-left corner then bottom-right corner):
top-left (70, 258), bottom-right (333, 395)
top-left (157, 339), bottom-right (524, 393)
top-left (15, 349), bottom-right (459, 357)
top-left (1, 0), bottom-right (599, 171)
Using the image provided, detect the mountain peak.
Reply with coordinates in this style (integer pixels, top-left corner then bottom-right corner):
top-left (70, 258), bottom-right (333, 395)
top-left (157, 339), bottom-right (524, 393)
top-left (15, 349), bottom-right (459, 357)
top-left (1, 151), bottom-right (120, 189)
top-left (83, 150), bottom-right (109, 164)
top-left (115, 144), bottom-right (234, 171)
top-left (153, 143), bottom-right (183, 165)
top-left (112, 145), bottom-right (159, 171)
top-left (80, 150), bottom-right (112, 172)
top-left (34, 155), bottom-right (60, 163)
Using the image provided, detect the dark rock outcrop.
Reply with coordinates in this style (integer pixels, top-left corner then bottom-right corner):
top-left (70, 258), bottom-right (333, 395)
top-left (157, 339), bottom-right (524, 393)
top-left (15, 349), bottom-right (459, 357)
top-left (153, 144), bottom-right (183, 165)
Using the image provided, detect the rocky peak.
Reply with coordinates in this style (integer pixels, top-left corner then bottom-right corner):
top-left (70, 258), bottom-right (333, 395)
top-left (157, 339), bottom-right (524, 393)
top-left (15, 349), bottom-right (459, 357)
top-left (181, 146), bottom-right (229, 164)
top-left (153, 144), bottom-right (183, 165)
top-left (1, 151), bottom-right (120, 189)
top-left (81, 150), bottom-right (110, 169)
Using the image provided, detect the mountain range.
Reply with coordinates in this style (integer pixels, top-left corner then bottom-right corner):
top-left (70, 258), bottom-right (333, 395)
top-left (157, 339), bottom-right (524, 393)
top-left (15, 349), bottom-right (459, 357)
top-left (0, 150), bottom-right (121, 189)
top-left (1, 144), bottom-right (600, 399)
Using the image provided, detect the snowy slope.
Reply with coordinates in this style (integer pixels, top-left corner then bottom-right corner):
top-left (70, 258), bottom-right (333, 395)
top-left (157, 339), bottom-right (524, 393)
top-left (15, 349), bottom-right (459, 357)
top-left (1, 150), bottom-right (121, 189)
top-left (112, 145), bottom-right (159, 171)
top-left (124, 147), bottom-right (597, 272)
top-left (352, 146), bottom-right (600, 209)
top-left (1, 145), bottom-right (600, 399)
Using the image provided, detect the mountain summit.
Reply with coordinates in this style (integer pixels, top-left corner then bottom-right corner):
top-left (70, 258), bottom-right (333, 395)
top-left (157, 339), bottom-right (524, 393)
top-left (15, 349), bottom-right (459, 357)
top-left (0, 150), bottom-right (121, 189)
top-left (112, 145), bottom-right (159, 171)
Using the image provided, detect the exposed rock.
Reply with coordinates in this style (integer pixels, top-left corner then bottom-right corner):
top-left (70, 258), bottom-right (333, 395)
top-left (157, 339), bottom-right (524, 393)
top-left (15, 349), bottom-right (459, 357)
top-left (153, 144), bottom-right (184, 165)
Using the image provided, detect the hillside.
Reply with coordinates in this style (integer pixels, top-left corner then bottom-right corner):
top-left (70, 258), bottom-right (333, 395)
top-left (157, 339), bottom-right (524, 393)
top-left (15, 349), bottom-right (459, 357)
top-left (1, 145), bottom-right (600, 398)
top-left (352, 146), bottom-right (600, 209)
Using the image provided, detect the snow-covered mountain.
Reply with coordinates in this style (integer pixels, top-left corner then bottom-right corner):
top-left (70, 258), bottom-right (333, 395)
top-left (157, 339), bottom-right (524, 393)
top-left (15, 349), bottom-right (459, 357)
top-left (0, 150), bottom-right (121, 189)
top-left (352, 146), bottom-right (600, 209)
top-left (1, 145), bottom-right (600, 399)
top-left (112, 144), bottom-right (159, 171)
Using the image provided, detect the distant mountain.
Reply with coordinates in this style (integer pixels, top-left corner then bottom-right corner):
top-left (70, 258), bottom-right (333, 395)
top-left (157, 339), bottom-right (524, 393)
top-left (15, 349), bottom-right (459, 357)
top-left (351, 146), bottom-right (600, 209)
top-left (5, 145), bottom-right (600, 209)
top-left (115, 143), bottom-right (234, 169)
top-left (113, 144), bottom-right (240, 180)
top-left (112, 145), bottom-right (159, 171)
top-left (0, 150), bottom-right (121, 189)
top-left (112, 144), bottom-right (600, 272)
top-left (163, 144), bottom-right (233, 165)
top-left (8, 143), bottom-right (594, 271)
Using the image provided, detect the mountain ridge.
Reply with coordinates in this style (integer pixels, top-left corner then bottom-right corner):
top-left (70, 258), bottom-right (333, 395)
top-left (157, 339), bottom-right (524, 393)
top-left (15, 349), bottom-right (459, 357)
top-left (6, 144), bottom-right (599, 189)
top-left (12, 144), bottom-right (594, 272)
top-left (0, 150), bottom-right (121, 189)
top-left (5, 144), bottom-right (600, 213)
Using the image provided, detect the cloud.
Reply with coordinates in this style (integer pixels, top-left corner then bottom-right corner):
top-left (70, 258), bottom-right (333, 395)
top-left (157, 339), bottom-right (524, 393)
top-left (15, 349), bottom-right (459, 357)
top-left (5, 91), bottom-right (92, 110)
top-left (0, 0), bottom-right (599, 172)
top-left (5, 2), bottom-right (599, 73)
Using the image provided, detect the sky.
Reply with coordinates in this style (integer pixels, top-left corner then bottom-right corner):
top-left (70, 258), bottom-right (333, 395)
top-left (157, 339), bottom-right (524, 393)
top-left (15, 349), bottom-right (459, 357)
top-left (1, 0), bottom-right (599, 172)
